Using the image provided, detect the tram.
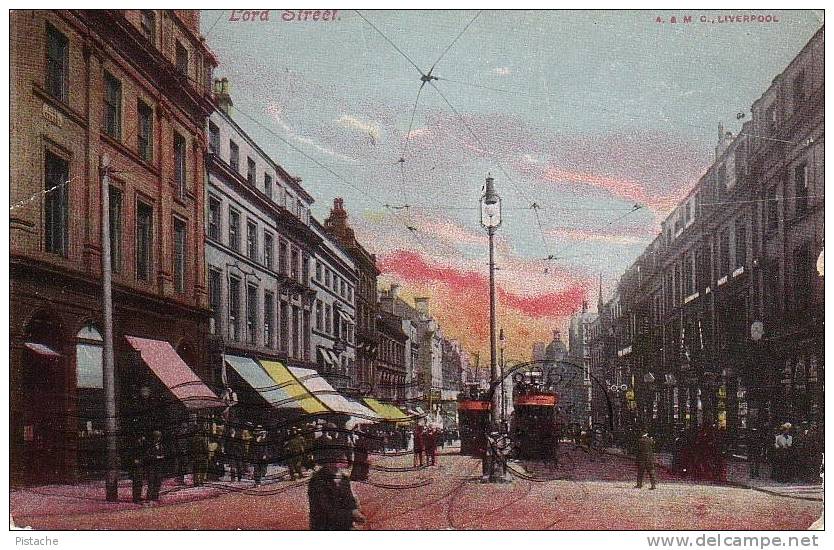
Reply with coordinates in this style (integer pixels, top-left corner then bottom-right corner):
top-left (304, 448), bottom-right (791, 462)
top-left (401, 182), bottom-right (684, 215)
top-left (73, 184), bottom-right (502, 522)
top-left (510, 370), bottom-right (561, 460)
top-left (457, 385), bottom-right (491, 457)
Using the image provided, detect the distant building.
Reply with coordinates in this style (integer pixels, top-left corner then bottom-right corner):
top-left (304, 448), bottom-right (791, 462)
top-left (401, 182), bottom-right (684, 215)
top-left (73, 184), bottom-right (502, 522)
top-left (569, 301), bottom-right (598, 428)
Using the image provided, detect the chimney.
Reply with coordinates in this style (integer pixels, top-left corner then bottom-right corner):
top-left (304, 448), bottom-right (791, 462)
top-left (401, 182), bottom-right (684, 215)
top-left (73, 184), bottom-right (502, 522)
top-left (414, 297), bottom-right (429, 315)
top-left (390, 283), bottom-right (400, 300)
top-left (214, 78), bottom-right (233, 115)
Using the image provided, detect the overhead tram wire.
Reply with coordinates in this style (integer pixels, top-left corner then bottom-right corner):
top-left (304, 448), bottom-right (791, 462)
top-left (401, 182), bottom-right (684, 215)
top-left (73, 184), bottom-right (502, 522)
top-left (428, 10), bottom-right (483, 75)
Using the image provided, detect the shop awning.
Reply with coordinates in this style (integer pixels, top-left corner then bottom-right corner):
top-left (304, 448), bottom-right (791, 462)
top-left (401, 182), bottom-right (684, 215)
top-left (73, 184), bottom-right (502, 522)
top-left (259, 360), bottom-right (328, 414)
top-left (317, 347), bottom-right (339, 368)
top-left (288, 366), bottom-right (379, 424)
top-left (337, 309), bottom-right (353, 323)
top-left (24, 342), bottom-right (61, 358)
top-left (224, 355), bottom-right (302, 411)
top-left (126, 336), bottom-right (224, 410)
top-left (363, 398), bottom-right (411, 425)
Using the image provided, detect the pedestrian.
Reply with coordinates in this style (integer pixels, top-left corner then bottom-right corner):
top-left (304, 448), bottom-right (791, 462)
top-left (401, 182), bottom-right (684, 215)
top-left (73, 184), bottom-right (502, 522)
top-left (127, 432), bottom-right (147, 504)
top-left (240, 423), bottom-right (254, 481)
top-left (413, 422), bottom-right (425, 467)
top-left (226, 425), bottom-right (244, 482)
top-left (425, 426), bottom-right (438, 466)
top-left (253, 424), bottom-right (269, 486)
top-left (173, 417), bottom-right (193, 484)
top-left (207, 420), bottom-right (223, 481)
top-left (350, 426), bottom-right (370, 482)
top-left (286, 427), bottom-right (307, 480)
top-left (773, 422), bottom-right (793, 482)
top-left (634, 429), bottom-right (657, 490)
top-left (308, 452), bottom-right (366, 530)
top-left (191, 418), bottom-right (209, 486)
top-left (145, 430), bottom-right (167, 503)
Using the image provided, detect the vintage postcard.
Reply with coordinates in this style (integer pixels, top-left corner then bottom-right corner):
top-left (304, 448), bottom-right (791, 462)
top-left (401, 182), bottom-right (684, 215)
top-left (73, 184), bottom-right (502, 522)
top-left (6, 5), bottom-right (825, 542)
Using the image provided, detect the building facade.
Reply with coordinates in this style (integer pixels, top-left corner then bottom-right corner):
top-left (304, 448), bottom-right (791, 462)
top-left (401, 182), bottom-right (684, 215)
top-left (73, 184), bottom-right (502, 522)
top-left (323, 198), bottom-right (379, 395)
top-left (310, 218), bottom-right (357, 392)
top-left (10, 9), bottom-right (217, 485)
top-left (376, 310), bottom-right (408, 401)
top-left (588, 27), bottom-right (824, 448)
top-left (204, 86), bottom-right (320, 395)
top-left (568, 302), bottom-right (597, 427)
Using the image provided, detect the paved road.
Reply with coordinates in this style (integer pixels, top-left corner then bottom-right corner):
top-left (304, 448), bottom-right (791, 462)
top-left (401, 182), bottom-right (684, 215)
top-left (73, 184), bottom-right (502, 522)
top-left (12, 444), bottom-right (822, 530)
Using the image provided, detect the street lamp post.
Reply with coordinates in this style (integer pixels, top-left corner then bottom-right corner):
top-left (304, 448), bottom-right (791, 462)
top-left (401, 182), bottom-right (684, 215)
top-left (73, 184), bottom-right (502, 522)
top-left (499, 328), bottom-right (506, 426)
top-left (480, 175), bottom-right (502, 432)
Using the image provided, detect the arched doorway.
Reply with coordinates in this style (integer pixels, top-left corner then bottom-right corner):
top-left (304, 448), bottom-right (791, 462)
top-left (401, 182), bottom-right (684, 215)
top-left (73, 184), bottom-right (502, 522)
top-left (18, 313), bottom-right (65, 485)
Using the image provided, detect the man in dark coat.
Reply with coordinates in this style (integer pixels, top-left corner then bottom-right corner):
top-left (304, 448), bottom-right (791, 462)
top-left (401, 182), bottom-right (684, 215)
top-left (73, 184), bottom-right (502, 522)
top-left (127, 432), bottom-right (147, 503)
top-left (145, 430), bottom-right (167, 502)
top-left (308, 453), bottom-right (365, 530)
top-left (635, 430), bottom-right (657, 489)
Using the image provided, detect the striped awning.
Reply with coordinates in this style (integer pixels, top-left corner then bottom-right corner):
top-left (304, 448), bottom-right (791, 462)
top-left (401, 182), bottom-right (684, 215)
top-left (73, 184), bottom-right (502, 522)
top-left (288, 366), bottom-right (379, 424)
top-left (224, 355), bottom-right (303, 411)
top-left (317, 346), bottom-right (340, 368)
top-left (363, 398), bottom-right (411, 425)
top-left (259, 360), bottom-right (328, 414)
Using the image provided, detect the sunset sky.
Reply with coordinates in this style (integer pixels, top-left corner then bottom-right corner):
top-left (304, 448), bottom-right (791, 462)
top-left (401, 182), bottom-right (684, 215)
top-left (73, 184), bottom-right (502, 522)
top-left (202, 10), bottom-right (822, 362)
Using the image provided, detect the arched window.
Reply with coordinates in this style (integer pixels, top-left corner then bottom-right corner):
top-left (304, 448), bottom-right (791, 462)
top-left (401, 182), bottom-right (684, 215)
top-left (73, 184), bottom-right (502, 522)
top-left (76, 324), bottom-right (103, 389)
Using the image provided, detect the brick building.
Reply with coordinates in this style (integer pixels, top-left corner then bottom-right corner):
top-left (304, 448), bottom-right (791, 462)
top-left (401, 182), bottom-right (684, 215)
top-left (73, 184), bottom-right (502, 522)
top-left (10, 10), bottom-right (217, 485)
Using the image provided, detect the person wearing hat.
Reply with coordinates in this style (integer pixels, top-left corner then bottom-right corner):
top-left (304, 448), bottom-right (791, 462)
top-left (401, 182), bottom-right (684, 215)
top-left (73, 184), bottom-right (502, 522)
top-left (253, 424), bottom-right (269, 486)
top-left (308, 450), bottom-right (366, 530)
top-left (350, 425), bottom-right (370, 482)
top-left (145, 430), bottom-right (167, 503)
top-left (286, 426), bottom-right (307, 480)
top-left (634, 428), bottom-right (657, 490)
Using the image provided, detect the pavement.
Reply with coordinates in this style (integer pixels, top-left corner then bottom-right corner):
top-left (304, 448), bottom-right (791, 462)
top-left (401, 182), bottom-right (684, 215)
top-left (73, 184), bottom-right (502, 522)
top-left (10, 444), bottom-right (823, 530)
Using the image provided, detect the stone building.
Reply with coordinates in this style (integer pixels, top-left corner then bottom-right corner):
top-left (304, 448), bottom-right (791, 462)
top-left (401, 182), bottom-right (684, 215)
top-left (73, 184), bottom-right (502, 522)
top-left (204, 82), bottom-right (320, 398)
top-left (310, 218), bottom-right (358, 393)
top-left (323, 198), bottom-right (379, 394)
top-left (10, 9), bottom-right (217, 485)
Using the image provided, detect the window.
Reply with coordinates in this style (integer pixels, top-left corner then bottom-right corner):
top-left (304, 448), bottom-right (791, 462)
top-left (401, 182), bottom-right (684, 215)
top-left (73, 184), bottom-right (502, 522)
top-left (228, 276), bottom-right (241, 341)
top-left (136, 202), bottom-right (153, 281)
top-left (292, 305), bottom-right (301, 358)
top-left (735, 218), bottom-right (747, 268)
top-left (793, 244), bottom-right (812, 310)
top-left (280, 302), bottom-right (289, 351)
top-left (793, 71), bottom-right (805, 110)
top-left (207, 196), bottom-right (221, 240)
top-left (173, 218), bottom-right (187, 293)
top-left (279, 240), bottom-right (288, 275)
top-left (325, 303), bottom-right (332, 335)
top-left (174, 132), bottom-right (186, 197)
top-left (246, 220), bottom-right (258, 259)
top-left (325, 269), bottom-right (331, 288)
top-left (138, 100), bottom-right (153, 161)
top-left (264, 232), bottom-right (274, 270)
top-left (76, 325), bottom-right (104, 389)
top-left (315, 300), bottom-right (323, 330)
top-left (348, 285), bottom-right (353, 302)
top-left (208, 122), bottom-right (220, 154)
top-left (684, 253), bottom-right (694, 296)
top-left (316, 261), bottom-right (322, 281)
top-left (229, 140), bottom-right (239, 172)
top-left (44, 151), bottom-right (69, 255)
top-left (247, 157), bottom-right (256, 185)
top-left (719, 230), bottom-right (730, 276)
top-left (291, 248), bottom-right (300, 281)
top-left (228, 208), bottom-right (240, 251)
top-left (264, 291), bottom-right (275, 348)
top-left (175, 41), bottom-right (188, 75)
top-left (104, 72), bottom-right (122, 139)
top-left (302, 255), bottom-right (310, 285)
top-left (208, 268), bottom-right (222, 334)
top-left (264, 174), bottom-right (272, 199)
top-left (140, 10), bottom-right (156, 43)
top-left (45, 24), bottom-right (68, 102)
top-left (247, 284), bottom-right (258, 345)
top-left (767, 187), bottom-right (779, 231)
top-left (109, 186), bottom-right (122, 273)
top-left (795, 163), bottom-right (808, 216)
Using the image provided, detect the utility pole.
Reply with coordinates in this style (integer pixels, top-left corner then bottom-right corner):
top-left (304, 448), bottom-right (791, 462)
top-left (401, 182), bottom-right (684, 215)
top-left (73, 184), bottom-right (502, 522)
top-left (101, 155), bottom-right (119, 502)
top-left (488, 225), bottom-right (499, 428)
